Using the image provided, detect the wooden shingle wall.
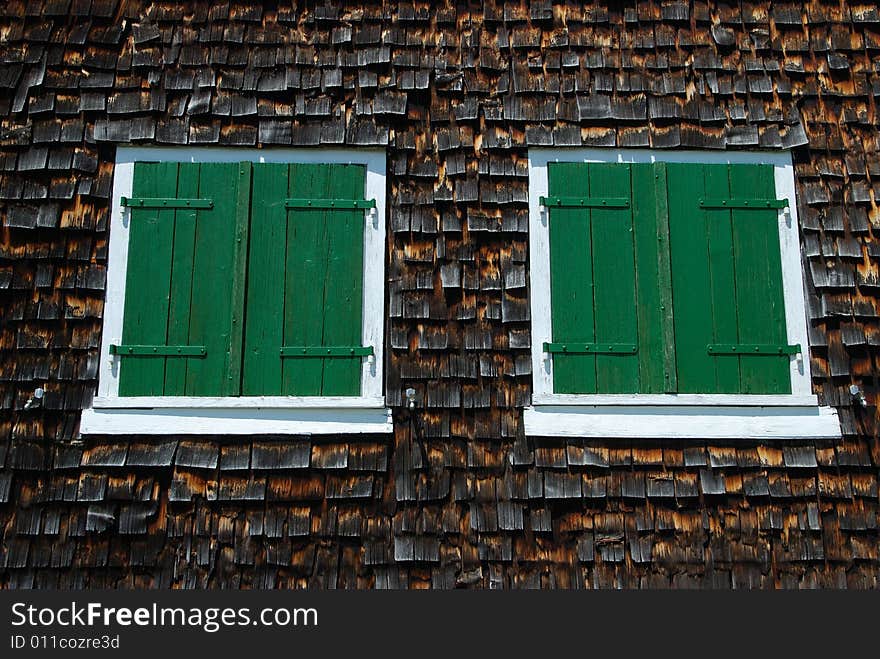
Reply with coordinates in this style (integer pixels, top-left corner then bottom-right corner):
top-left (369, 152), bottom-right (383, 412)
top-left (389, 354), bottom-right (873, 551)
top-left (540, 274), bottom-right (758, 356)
top-left (1, 0), bottom-right (879, 588)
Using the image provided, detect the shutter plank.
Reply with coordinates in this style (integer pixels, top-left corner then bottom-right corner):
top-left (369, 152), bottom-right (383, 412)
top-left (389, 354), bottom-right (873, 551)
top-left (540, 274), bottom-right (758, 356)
top-left (242, 163), bottom-right (288, 395)
top-left (654, 163), bottom-right (678, 393)
top-left (320, 164), bottom-right (365, 395)
top-left (118, 162), bottom-right (177, 396)
top-left (668, 163), bottom-right (717, 392)
top-left (548, 162), bottom-right (597, 393)
top-left (632, 163), bottom-right (666, 393)
top-left (163, 162), bottom-right (199, 396)
top-left (226, 162), bottom-right (252, 395)
top-left (590, 163), bottom-right (639, 393)
top-left (283, 164), bottom-right (330, 395)
top-left (185, 163), bottom-right (239, 396)
top-left (729, 164), bottom-right (790, 393)
top-left (705, 164), bottom-right (741, 393)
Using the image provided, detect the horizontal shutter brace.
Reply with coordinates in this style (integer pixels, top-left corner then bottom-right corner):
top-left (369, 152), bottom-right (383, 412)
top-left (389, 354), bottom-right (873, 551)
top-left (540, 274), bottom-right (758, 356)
top-left (280, 346), bottom-right (374, 357)
top-left (543, 342), bottom-right (637, 354)
top-left (285, 198), bottom-right (376, 209)
top-left (110, 344), bottom-right (207, 357)
top-left (539, 196), bottom-right (630, 208)
top-left (699, 198), bottom-right (788, 209)
top-left (121, 197), bottom-right (213, 209)
top-left (707, 344), bottom-right (801, 355)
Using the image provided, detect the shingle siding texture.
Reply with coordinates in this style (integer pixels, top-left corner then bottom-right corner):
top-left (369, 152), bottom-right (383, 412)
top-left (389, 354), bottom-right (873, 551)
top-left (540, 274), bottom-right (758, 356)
top-left (0, 0), bottom-right (879, 588)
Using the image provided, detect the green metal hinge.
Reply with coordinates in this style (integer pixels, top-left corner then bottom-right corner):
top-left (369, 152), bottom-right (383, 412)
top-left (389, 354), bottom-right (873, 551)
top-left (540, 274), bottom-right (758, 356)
top-left (280, 346), bottom-right (374, 357)
top-left (285, 198), bottom-right (376, 210)
top-left (110, 344), bottom-right (207, 357)
top-left (707, 344), bottom-right (801, 356)
top-left (539, 196), bottom-right (630, 209)
top-left (543, 342), bottom-right (638, 354)
top-left (121, 197), bottom-right (214, 209)
top-left (699, 198), bottom-right (788, 210)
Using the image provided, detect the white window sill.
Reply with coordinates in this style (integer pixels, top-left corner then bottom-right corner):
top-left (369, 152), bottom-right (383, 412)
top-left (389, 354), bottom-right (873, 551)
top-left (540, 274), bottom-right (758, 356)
top-left (80, 397), bottom-right (393, 435)
top-left (524, 400), bottom-right (841, 440)
top-left (531, 393), bottom-right (822, 407)
top-left (92, 395), bottom-right (387, 409)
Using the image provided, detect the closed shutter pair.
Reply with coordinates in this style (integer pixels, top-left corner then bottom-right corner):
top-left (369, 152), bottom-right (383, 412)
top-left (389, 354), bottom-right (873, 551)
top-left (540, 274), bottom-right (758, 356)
top-left (115, 162), bottom-right (371, 397)
top-left (546, 161), bottom-right (796, 395)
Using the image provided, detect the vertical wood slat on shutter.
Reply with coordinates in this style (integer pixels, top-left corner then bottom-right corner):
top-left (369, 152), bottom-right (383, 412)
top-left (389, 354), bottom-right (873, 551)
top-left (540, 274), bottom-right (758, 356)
top-left (704, 164), bottom-right (741, 393)
top-left (283, 163), bottom-right (330, 395)
top-left (655, 163), bottom-right (678, 393)
top-left (226, 162), bottom-right (252, 395)
top-left (320, 165), bottom-right (365, 395)
top-left (632, 163), bottom-right (673, 393)
top-left (242, 163), bottom-right (288, 395)
top-left (728, 164), bottom-right (790, 393)
top-left (668, 162), bottom-right (719, 393)
top-left (183, 162), bottom-right (241, 396)
top-left (162, 163), bottom-right (199, 395)
top-left (118, 162), bottom-right (178, 396)
top-left (590, 163), bottom-right (639, 393)
top-left (548, 162), bottom-right (597, 393)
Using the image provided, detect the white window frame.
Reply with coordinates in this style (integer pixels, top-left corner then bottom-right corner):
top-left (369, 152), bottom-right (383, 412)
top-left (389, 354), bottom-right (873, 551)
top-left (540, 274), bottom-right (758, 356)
top-left (80, 146), bottom-right (392, 435)
top-left (525, 148), bottom-right (840, 440)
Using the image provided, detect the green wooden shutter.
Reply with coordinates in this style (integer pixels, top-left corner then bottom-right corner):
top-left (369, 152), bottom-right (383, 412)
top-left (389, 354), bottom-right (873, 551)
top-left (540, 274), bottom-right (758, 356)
top-left (667, 163), bottom-right (791, 394)
top-left (242, 163), bottom-right (366, 396)
top-left (547, 162), bottom-right (649, 393)
top-left (118, 162), bottom-right (249, 397)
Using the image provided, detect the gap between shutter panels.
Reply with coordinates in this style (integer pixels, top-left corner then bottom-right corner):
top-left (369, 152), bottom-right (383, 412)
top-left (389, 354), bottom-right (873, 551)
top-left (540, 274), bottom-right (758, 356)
top-left (118, 162), bottom-right (372, 397)
top-left (548, 161), bottom-right (794, 395)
